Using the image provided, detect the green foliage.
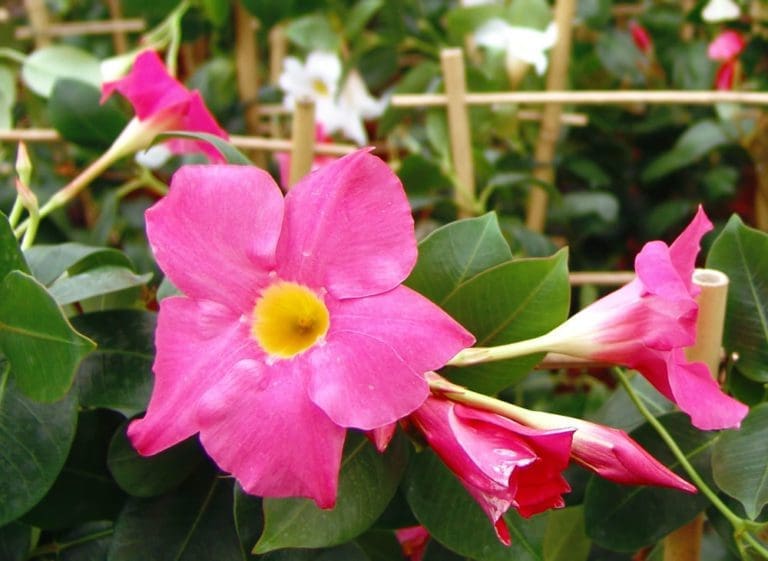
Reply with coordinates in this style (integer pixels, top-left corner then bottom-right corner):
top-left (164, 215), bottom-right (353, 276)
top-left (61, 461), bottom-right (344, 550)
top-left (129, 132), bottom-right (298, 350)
top-left (21, 45), bottom-right (101, 98)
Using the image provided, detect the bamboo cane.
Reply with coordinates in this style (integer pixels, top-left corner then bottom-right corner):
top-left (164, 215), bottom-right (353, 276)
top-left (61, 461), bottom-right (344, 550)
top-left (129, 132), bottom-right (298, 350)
top-left (23, 0), bottom-right (52, 47)
top-left (106, 0), bottom-right (128, 53)
top-left (663, 268), bottom-right (729, 561)
top-left (288, 98), bottom-right (316, 188)
top-left (234, 3), bottom-right (266, 167)
top-left (440, 48), bottom-right (476, 218)
top-left (15, 18), bottom-right (145, 40)
top-left (269, 24), bottom-right (287, 86)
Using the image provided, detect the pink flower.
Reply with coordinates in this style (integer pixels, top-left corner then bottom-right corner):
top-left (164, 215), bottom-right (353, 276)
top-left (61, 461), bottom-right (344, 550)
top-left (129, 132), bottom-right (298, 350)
top-left (101, 50), bottom-right (228, 162)
top-left (538, 207), bottom-right (748, 430)
top-left (629, 21), bottom-right (653, 54)
top-left (707, 30), bottom-right (746, 90)
top-left (410, 396), bottom-right (573, 545)
top-left (127, 150), bottom-right (474, 508)
top-left (395, 526), bottom-right (430, 561)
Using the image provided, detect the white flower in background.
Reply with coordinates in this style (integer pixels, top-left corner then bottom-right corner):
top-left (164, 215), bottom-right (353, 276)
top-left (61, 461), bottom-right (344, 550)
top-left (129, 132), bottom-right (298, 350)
top-left (279, 51), bottom-right (384, 146)
top-left (474, 19), bottom-right (558, 77)
top-left (461, 0), bottom-right (497, 5)
top-left (135, 143), bottom-right (172, 169)
top-left (702, 0), bottom-right (741, 22)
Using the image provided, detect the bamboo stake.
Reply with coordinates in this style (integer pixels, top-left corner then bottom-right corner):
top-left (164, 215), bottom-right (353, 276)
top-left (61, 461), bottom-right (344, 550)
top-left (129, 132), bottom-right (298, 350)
top-left (663, 268), bottom-right (729, 561)
top-left (440, 48), bottom-right (476, 218)
top-left (526, 0), bottom-right (577, 233)
top-left (23, 0), bottom-right (52, 47)
top-left (15, 18), bottom-right (145, 40)
top-left (568, 271), bottom-right (634, 286)
top-left (269, 24), bottom-right (287, 86)
top-left (235, 3), bottom-right (261, 136)
top-left (288, 98), bottom-right (316, 188)
top-left (106, 0), bottom-right (129, 53)
top-left (391, 90), bottom-right (768, 107)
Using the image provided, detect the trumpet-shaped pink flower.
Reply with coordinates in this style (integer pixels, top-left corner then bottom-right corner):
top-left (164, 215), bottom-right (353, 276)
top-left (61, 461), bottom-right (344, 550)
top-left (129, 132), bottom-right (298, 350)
top-left (410, 396), bottom-right (573, 545)
top-left (128, 150), bottom-right (474, 508)
top-left (395, 526), bottom-right (430, 561)
top-left (101, 50), bottom-right (228, 162)
top-left (629, 21), bottom-right (653, 54)
top-left (707, 30), bottom-right (746, 90)
top-left (539, 207), bottom-right (748, 430)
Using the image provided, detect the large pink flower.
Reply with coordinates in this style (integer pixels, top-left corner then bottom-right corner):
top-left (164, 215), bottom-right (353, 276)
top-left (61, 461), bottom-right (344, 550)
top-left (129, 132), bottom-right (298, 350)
top-left (101, 50), bottom-right (228, 162)
top-left (410, 396), bottom-right (573, 545)
top-left (540, 207), bottom-right (748, 430)
top-left (128, 150), bottom-right (474, 508)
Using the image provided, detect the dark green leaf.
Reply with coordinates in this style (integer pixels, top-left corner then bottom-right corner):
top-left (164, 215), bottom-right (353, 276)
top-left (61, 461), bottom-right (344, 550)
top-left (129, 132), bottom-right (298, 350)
top-left (22, 409), bottom-right (125, 529)
top-left (405, 448), bottom-right (546, 561)
top-left (253, 432), bottom-right (408, 553)
top-left (48, 521), bottom-right (114, 561)
top-left (706, 215), bottom-right (768, 382)
top-left (0, 212), bottom-right (29, 280)
top-left (712, 403), bottom-right (768, 519)
top-left (0, 271), bottom-right (95, 402)
top-left (24, 243), bottom-right (135, 286)
top-left (441, 250), bottom-right (570, 393)
top-left (49, 79), bottom-right (129, 149)
top-left (543, 507), bottom-right (590, 561)
top-left (595, 30), bottom-right (646, 85)
top-left (671, 41), bottom-right (715, 90)
top-left (345, 0), bottom-right (384, 39)
top-left (109, 465), bottom-right (245, 561)
top-left (200, 0), bottom-right (230, 26)
top-left (285, 14), bottom-right (341, 51)
top-left (0, 370), bottom-right (78, 526)
top-left (108, 425), bottom-right (203, 498)
top-left (157, 131), bottom-right (253, 165)
top-left (356, 529), bottom-right (408, 561)
top-left (47, 266), bottom-right (152, 306)
top-left (378, 62), bottom-right (440, 135)
top-left (591, 374), bottom-right (674, 432)
top-left (0, 522), bottom-right (30, 561)
top-left (73, 310), bottom-right (155, 416)
top-left (583, 413), bottom-right (715, 552)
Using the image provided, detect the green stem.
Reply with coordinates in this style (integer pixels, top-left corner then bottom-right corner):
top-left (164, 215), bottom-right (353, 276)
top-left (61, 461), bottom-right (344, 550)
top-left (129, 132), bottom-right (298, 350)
top-left (0, 47), bottom-right (27, 64)
top-left (28, 528), bottom-right (114, 558)
top-left (7, 196), bottom-right (23, 229)
top-left (448, 333), bottom-right (555, 366)
top-left (20, 207), bottom-right (39, 249)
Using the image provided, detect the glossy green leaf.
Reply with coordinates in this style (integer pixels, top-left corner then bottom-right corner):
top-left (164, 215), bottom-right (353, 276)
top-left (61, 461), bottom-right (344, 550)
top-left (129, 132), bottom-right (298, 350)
top-left (253, 432), bottom-right (408, 553)
top-left (405, 448), bottom-right (546, 561)
top-left (24, 242), bottom-right (135, 286)
top-left (591, 374), bottom-right (674, 432)
top-left (543, 507), bottom-right (590, 561)
top-left (406, 213), bottom-right (512, 304)
top-left (21, 45), bottom-right (101, 98)
top-left (0, 522), bottom-right (30, 561)
top-left (49, 79), bottom-right (129, 149)
top-left (345, 0), bottom-right (384, 39)
top-left (108, 425), bottom-right (202, 498)
top-left (706, 215), bottom-right (768, 382)
top-left (584, 413), bottom-right (715, 552)
top-left (642, 120), bottom-right (733, 182)
top-left (47, 266), bottom-right (152, 306)
top-left (712, 403), bottom-right (768, 520)
top-left (285, 14), bottom-right (341, 51)
top-left (441, 250), bottom-right (570, 393)
top-left (0, 271), bottom-right (95, 402)
top-left (109, 465), bottom-right (244, 561)
top-left (22, 409), bottom-right (125, 529)
top-left (0, 212), bottom-right (29, 280)
top-left (0, 369), bottom-right (78, 526)
top-left (73, 310), bottom-right (155, 416)
top-left (157, 131), bottom-right (253, 165)
top-left (45, 521), bottom-right (114, 561)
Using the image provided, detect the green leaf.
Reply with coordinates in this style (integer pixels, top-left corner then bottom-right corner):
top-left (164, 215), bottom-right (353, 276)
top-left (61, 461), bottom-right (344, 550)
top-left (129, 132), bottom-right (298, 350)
top-left (406, 213), bottom-right (512, 304)
top-left (44, 521), bottom-right (114, 561)
top-left (0, 65), bottom-right (16, 129)
top-left (253, 432), bottom-right (408, 553)
top-left (0, 369), bottom-right (78, 526)
top-left (712, 403), bottom-right (768, 520)
top-left (445, 5), bottom-right (505, 40)
top-left (47, 266), bottom-right (152, 307)
top-left (671, 41), bottom-right (715, 90)
top-left (595, 30), bottom-right (646, 85)
top-left (344, 0), bottom-right (384, 39)
top-left (109, 465), bottom-right (245, 561)
top-left (21, 409), bottom-right (125, 529)
top-left (200, 0), bottom-right (231, 26)
top-left (108, 424), bottom-right (202, 498)
top-left (0, 522), bottom-right (31, 561)
top-left (441, 250), bottom-right (570, 394)
top-left (583, 413), bottom-right (715, 552)
top-left (706, 215), bottom-right (768, 382)
top-left (405, 448), bottom-right (546, 561)
top-left (157, 131), bottom-right (254, 165)
top-left (72, 310), bottom-right (155, 416)
top-left (0, 212), bottom-right (29, 280)
top-left (49, 79), bottom-right (129, 149)
top-left (0, 271), bottom-right (95, 402)
top-left (24, 242), bottom-right (135, 286)
top-left (642, 120), bottom-right (733, 182)
top-left (543, 506), bottom-right (590, 561)
top-left (591, 374), bottom-right (675, 432)
top-left (286, 14), bottom-right (341, 52)
top-left (21, 45), bottom-right (101, 98)
top-left (378, 62), bottom-right (440, 136)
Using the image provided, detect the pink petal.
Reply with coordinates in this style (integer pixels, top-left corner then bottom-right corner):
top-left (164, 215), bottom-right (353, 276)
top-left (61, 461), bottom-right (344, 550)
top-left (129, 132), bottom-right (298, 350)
top-left (367, 423), bottom-right (397, 452)
top-left (714, 61), bottom-right (736, 90)
top-left (666, 349), bottom-right (748, 430)
top-left (197, 358), bottom-right (345, 508)
top-left (707, 30), bottom-right (746, 61)
top-left (306, 330), bottom-right (429, 430)
top-left (146, 165), bottom-right (284, 312)
top-left (127, 296), bottom-right (255, 454)
top-left (165, 92), bottom-right (229, 162)
top-left (275, 150), bottom-right (417, 299)
top-left (327, 285), bottom-right (475, 373)
top-left (668, 206), bottom-right (713, 292)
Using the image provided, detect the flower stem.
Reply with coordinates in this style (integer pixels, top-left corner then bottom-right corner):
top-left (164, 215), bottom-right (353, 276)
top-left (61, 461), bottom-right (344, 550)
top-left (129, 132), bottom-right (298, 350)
top-left (447, 333), bottom-right (554, 366)
top-left (7, 196), bottom-right (23, 229)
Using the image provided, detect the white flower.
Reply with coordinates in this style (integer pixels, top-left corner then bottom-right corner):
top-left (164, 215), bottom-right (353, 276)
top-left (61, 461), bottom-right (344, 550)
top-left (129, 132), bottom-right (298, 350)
top-left (278, 51), bottom-right (384, 146)
top-left (135, 143), bottom-right (172, 169)
top-left (474, 19), bottom-right (558, 76)
top-left (702, 0), bottom-right (741, 22)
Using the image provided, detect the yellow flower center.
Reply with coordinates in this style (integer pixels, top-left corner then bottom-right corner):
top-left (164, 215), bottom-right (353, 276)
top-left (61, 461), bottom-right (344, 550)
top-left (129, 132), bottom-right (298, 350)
top-left (251, 281), bottom-right (330, 359)
top-left (312, 78), bottom-right (330, 97)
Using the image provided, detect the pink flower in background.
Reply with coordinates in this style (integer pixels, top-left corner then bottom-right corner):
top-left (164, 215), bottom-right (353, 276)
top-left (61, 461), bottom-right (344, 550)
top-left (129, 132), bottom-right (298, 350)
top-left (410, 395), bottom-right (573, 545)
top-left (707, 30), bottom-right (746, 90)
top-left (101, 50), bottom-right (228, 162)
top-left (538, 207), bottom-right (748, 430)
top-left (395, 526), bottom-right (430, 561)
top-left (629, 21), bottom-right (653, 54)
top-left (128, 150), bottom-right (474, 508)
